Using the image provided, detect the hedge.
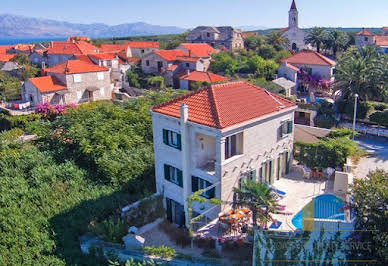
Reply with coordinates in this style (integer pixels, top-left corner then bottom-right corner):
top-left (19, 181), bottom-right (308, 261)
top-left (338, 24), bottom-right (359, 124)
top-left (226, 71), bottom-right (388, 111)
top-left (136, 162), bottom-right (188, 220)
top-left (369, 111), bottom-right (388, 127)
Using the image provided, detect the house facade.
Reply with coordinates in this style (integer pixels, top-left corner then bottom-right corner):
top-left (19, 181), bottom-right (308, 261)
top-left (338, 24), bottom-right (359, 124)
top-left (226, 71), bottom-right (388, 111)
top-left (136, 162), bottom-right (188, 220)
top-left (278, 50), bottom-right (336, 85)
top-left (355, 28), bottom-right (388, 54)
top-left (23, 60), bottom-right (113, 105)
top-left (151, 81), bottom-right (297, 226)
top-left (279, 0), bottom-right (309, 51)
top-left (186, 26), bottom-right (244, 51)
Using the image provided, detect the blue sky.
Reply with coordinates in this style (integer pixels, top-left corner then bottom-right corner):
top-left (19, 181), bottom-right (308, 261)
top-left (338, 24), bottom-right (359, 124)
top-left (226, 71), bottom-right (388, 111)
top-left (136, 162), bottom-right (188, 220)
top-left (2, 0), bottom-right (387, 28)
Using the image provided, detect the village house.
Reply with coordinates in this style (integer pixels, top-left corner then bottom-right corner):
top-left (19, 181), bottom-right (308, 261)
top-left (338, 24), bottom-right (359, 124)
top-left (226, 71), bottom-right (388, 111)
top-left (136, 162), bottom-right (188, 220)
top-left (279, 0), bottom-right (310, 51)
top-left (6, 44), bottom-right (34, 55)
top-left (176, 71), bottom-right (228, 90)
top-left (186, 26), bottom-right (244, 51)
top-left (278, 50), bottom-right (336, 85)
top-left (23, 60), bottom-right (113, 105)
top-left (355, 28), bottom-right (388, 54)
top-left (99, 41), bottom-right (159, 58)
top-left (150, 81), bottom-right (296, 226)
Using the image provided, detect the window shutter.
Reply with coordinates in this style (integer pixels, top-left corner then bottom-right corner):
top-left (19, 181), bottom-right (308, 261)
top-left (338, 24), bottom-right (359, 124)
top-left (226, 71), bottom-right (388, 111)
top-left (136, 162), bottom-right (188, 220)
top-left (270, 160), bottom-right (275, 184)
top-left (286, 152), bottom-right (291, 174)
top-left (177, 169), bottom-right (183, 187)
top-left (177, 133), bottom-right (182, 150)
top-left (164, 164), bottom-right (170, 181)
top-left (251, 170), bottom-right (257, 182)
top-left (261, 167), bottom-right (265, 183)
top-left (278, 156), bottom-right (283, 179)
top-left (166, 198), bottom-right (172, 222)
top-left (163, 129), bottom-right (168, 145)
top-left (279, 125), bottom-right (283, 138)
top-left (288, 121), bottom-right (293, 134)
top-left (192, 176), bottom-right (198, 192)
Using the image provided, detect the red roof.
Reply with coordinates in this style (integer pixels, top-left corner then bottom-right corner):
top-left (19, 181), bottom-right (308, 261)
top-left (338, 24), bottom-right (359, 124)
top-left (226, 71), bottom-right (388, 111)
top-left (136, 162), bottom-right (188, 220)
top-left (0, 54), bottom-right (15, 62)
top-left (175, 56), bottom-right (200, 62)
top-left (48, 41), bottom-right (97, 55)
top-left (152, 81), bottom-right (296, 129)
top-left (285, 63), bottom-right (300, 71)
top-left (280, 50), bottom-right (336, 66)
top-left (0, 45), bottom-right (14, 54)
top-left (357, 28), bottom-right (374, 36)
top-left (28, 76), bottom-right (66, 93)
top-left (89, 53), bottom-right (117, 60)
top-left (154, 50), bottom-right (188, 61)
top-left (100, 44), bottom-right (128, 53)
top-left (180, 71), bottom-right (229, 83)
top-left (74, 54), bottom-right (93, 64)
top-left (45, 60), bottom-right (108, 74)
top-left (125, 41), bottom-right (159, 49)
top-left (290, 0), bottom-right (297, 10)
top-left (168, 64), bottom-right (179, 71)
top-left (179, 43), bottom-right (216, 57)
top-left (67, 36), bottom-right (91, 42)
top-left (375, 36), bottom-right (388, 46)
top-left (279, 27), bottom-right (289, 33)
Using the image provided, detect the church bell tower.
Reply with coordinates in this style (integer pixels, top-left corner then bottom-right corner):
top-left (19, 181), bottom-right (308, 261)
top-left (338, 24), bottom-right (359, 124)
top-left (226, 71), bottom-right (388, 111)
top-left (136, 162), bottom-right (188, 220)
top-left (288, 0), bottom-right (298, 29)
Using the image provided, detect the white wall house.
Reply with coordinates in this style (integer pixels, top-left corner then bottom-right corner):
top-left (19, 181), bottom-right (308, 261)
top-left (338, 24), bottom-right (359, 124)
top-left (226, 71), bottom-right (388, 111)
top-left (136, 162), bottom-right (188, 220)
top-left (151, 81), bottom-right (297, 226)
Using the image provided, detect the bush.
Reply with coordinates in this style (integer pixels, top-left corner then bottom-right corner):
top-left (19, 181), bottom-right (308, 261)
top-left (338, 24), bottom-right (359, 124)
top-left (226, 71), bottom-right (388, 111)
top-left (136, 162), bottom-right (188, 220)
top-left (344, 101), bottom-right (373, 120)
top-left (89, 217), bottom-right (128, 244)
top-left (314, 114), bottom-right (336, 129)
top-left (0, 113), bottom-right (41, 131)
top-left (125, 195), bottom-right (165, 228)
top-left (369, 111), bottom-right (388, 127)
top-left (127, 72), bottom-right (141, 88)
top-left (372, 103), bottom-right (387, 111)
top-left (143, 245), bottom-right (176, 259)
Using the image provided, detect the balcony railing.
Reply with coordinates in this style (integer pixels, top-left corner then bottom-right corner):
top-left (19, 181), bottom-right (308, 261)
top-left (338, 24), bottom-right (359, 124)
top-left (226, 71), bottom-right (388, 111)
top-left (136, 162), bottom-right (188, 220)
top-left (197, 159), bottom-right (216, 174)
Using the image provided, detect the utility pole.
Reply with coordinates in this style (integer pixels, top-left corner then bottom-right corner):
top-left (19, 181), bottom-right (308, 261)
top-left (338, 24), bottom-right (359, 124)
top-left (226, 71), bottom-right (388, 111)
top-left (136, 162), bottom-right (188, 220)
top-left (352, 94), bottom-right (359, 140)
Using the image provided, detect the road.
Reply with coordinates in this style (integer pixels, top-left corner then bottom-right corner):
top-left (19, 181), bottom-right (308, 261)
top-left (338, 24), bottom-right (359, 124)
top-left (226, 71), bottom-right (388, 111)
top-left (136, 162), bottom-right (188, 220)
top-left (353, 136), bottom-right (388, 179)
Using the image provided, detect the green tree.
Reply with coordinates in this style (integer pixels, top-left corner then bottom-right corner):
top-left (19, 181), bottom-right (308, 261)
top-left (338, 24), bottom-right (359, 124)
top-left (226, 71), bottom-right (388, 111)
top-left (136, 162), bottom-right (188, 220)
top-left (266, 31), bottom-right (290, 51)
top-left (0, 71), bottom-right (21, 101)
top-left (257, 45), bottom-right (276, 60)
top-left (233, 180), bottom-right (277, 228)
top-left (273, 50), bottom-right (292, 63)
top-left (325, 30), bottom-right (349, 57)
top-left (244, 35), bottom-right (265, 51)
top-left (209, 52), bottom-right (238, 75)
top-left (349, 170), bottom-right (388, 264)
top-left (126, 71), bottom-right (140, 88)
top-left (247, 56), bottom-right (278, 80)
top-left (304, 27), bottom-right (328, 53)
top-left (147, 76), bottom-right (165, 89)
top-left (335, 46), bottom-right (387, 101)
top-left (10, 53), bottom-right (29, 65)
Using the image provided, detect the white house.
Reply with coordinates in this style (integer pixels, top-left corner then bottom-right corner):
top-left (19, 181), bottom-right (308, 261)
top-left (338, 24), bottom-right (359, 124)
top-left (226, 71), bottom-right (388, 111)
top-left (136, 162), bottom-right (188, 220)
top-left (279, 0), bottom-right (310, 51)
top-left (278, 50), bottom-right (336, 84)
top-left (151, 81), bottom-right (297, 226)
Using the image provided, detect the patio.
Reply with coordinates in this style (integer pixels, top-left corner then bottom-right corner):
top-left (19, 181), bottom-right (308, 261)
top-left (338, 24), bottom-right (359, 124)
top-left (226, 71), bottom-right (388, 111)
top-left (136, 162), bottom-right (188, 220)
top-left (195, 171), bottom-right (334, 238)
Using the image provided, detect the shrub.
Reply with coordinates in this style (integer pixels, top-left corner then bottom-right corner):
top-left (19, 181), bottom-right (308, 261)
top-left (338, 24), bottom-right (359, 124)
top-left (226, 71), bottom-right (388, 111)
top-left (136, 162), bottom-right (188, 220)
top-left (36, 103), bottom-right (77, 120)
top-left (344, 101), bottom-right (373, 120)
top-left (89, 217), bottom-right (128, 244)
top-left (373, 103), bottom-right (387, 111)
top-left (369, 111), bottom-right (388, 127)
top-left (314, 114), bottom-right (336, 129)
top-left (143, 245), bottom-right (176, 259)
top-left (125, 195), bottom-right (165, 228)
top-left (0, 113), bottom-right (41, 131)
top-left (127, 72), bottom-right (141, 88)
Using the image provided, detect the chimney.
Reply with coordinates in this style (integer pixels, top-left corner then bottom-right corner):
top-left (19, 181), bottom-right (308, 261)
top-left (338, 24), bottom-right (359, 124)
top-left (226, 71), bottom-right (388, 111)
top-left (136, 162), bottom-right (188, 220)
top-left (179, 103), bottom-right (190, 227)
top-left (189, 50), bottom-right (192, 57)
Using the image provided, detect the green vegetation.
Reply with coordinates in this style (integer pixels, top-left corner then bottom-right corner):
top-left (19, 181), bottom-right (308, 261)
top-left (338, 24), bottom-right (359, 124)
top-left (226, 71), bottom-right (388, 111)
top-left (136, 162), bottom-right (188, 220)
top-left (313, 102), bottom-right (336, 129)
top-left (0, 91), bottom-right (183, 265)
top-left (335, 46), bottom-right (388, 102)
top-left (349, 170), bottom-right (388, 264)
top-left (147, 76), bottom-right (165, 89)
top-left (369, 110), bottom-right (388, 127)
top-left (0, 71), bottom-right (21, 101)
top-left (142, 245), bottom-right (176, 259)
top-left (304, 27), bottom-right (350, 56)
top-left (294, 129), bottom-right (365, 169)
top-left (89, 218), bottom-right (128, 244)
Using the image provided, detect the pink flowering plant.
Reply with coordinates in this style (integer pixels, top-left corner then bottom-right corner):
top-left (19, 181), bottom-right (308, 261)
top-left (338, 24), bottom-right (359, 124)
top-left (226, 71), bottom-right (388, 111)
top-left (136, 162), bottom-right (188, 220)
top-left (36, 103), bottom-right (77, 120)
top-left (298, 69), bottom-right (332, 91)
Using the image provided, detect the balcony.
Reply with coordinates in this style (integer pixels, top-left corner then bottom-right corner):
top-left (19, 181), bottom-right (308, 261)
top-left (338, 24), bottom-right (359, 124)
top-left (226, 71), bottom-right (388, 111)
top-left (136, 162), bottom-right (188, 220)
top-left (195, 133), bottom-right (216, 175)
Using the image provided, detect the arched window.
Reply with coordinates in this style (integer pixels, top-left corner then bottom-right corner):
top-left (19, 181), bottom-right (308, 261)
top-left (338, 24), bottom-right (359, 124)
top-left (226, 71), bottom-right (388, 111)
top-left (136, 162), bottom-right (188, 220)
top-left (292, 43), bottom-right (297, 50)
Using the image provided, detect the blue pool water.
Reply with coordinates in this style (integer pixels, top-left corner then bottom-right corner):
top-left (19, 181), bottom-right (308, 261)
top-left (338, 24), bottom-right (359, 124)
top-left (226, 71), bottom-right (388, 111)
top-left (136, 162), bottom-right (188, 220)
top-left (304, 97), bottom-right (326, 104)
top-left (292, 194), bottom-right (345, 230)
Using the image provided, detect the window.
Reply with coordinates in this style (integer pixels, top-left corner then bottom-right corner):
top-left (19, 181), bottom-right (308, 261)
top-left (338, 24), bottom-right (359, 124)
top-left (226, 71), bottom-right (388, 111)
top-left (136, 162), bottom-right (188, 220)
top-left (73, 74), bottom-right (82, 83)
top-left (164, 164), bottom-right (183, 187)
top-left (163, 129), bottom-right (181, 150)
top-left (364, 37), bottom-right (368, 42)
top-left (192, 176), bottom-right (215, 199)
top-left (97, 72), bottom-right (104, 81)
top-left (306, 68), bottom-right (313, 75)
top-left (225, 132), bottom-right (243, 160)
top-left (207, 32), bottom-right (210, 38)
top-left (279, 120), bottom-right (293, 138)
top-left (146, 60), bottom-right (150, 66)
top-left (141, 49), bottom-right (145, 54)
top-left (100, 87), bottom-right (105, 96)
top-left (185, 63), bottom-right (190, 68)
top-left (76, 91), bottom-right (82, 99)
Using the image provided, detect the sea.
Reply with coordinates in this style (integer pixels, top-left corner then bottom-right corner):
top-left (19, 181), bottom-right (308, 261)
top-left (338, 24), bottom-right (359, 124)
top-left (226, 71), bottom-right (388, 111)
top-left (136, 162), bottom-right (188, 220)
top-left (0, 37), bottom-right (66, 45)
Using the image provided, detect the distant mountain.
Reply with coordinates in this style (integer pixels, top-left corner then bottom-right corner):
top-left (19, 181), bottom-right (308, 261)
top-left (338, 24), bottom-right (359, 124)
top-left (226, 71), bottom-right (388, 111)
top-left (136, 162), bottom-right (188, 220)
top-left (238, 25), bottom-right (268, 31)
top-left (0, 14), bottom-right (187, 38)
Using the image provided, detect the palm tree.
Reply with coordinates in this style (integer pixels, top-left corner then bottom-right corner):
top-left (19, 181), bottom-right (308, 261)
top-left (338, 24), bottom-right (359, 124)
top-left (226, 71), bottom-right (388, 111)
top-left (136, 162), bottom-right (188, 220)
top-left (325, 30), bottom-right (349, 57)
top-left (266, 31), bottom-right (290, 51)
top-left (233, 180), bottom-right (277, 229)
top-left (304, 27), bottom-right (328, 53)
top-left (335, 46), bottom-right (386, 101)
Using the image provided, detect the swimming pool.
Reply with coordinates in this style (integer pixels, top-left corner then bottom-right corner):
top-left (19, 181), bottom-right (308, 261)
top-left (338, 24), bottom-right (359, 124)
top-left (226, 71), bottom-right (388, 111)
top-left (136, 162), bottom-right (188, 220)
top-left (304, 97), bottom-right (326, 104)
top-left (292, 194), bottom-right (345, 230)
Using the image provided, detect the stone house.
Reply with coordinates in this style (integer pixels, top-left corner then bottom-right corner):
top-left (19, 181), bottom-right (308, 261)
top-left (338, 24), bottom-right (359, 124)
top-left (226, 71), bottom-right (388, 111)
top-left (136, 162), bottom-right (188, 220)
top-left (279, 0), bottom-right (310, 51)
top-left (176, 70), bottom-right (228, 90)
top-left (151, 81), bottom-right (296, 226)
top-left (125, 41), bottom-right (159, 58)
top-left (23, 60), bottom-right (113, 105)
top-left (177, 43), bottom-right (216, 71)
top-left (355, 28), bottom-right (388, 54)
top-left (186, 26), bottom-right (244, 51)
top-left (278, 50), bottom-right (336, 85)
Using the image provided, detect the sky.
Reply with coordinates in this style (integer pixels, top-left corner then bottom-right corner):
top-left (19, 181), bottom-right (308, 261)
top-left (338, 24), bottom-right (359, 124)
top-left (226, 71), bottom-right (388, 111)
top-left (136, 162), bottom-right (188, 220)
top-left (2, 0), bottom-right (387, 29)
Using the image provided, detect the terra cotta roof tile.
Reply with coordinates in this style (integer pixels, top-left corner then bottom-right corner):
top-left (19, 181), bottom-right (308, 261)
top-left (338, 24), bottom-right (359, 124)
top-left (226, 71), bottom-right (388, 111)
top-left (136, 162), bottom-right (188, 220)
top-left (28, 76), bottom-right (66, 93)
top-left (280, 50), bottom-right (336, 66)
top-left (45, 60), bottom-right (108, 74)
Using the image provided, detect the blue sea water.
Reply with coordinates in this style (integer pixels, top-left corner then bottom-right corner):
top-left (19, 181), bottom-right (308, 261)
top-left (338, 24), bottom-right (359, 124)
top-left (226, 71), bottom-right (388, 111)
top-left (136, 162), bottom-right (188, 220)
top-left (292, 194), bottom-right (345, 230)
top-left (0, 37), bottom-right (66, 45)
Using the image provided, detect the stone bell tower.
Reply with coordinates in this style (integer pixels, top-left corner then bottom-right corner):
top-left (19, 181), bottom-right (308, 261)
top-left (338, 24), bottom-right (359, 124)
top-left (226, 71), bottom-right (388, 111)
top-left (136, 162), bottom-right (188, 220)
top-left (288, 0), bottom-right (298, 29)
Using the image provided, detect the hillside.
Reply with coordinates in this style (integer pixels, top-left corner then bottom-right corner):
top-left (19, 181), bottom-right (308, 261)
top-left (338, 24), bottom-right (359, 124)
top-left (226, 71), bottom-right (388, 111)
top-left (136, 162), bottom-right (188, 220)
top-left (0, 14), bottom-right (186, 38)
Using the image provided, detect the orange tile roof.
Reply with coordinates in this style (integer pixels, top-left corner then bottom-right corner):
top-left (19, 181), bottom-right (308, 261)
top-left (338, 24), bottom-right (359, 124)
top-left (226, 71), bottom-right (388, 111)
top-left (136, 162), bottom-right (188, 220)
top-left (67, 36), bottom-right (91, 42)
top-left (45, 60), bottom-right (108, 74)
top-left (180, 71), bottom-right (229, 83)
top-left (0, 54), bottom-right (15, 62)
top-left (75, 41), bottom-right (98, 54)
top-left (100, 44), bottom-right (128, 53)
top-left (14, 44), bottom-right (34, 51)
top-left (28, 76), bottom-right (66, 93)
top-left (0, 45), bottom-right (14, 54)
top-left (179, 43), bottom-right (216, 57)
top-left (280, 50), bottom-right (336, 66)
top-left (154, 50), bottom-right (188, 61)
top-left (175, 56), bottom-right (200, 62)
top-left (375, 36), bottom-right (388, 46)
top-left (89, 53), bottom-right (117, 60)
top-left (168, 64), bottom-right (179, 71)
top-left (242, 32), bottom-right (258, 39)
top-left (48, 41), bottom-right (97, 55)
top-left (152, 81), bottom-right (296, 129)
top-left (357, 28), bottom-right (374, 36)
top-left (74, 54), bottom-right (93, 64)
top-left (285, 63), bottom-right (300, 71)
top-left (127, 57), bottom-right (140, 63)
top-left (279, 27), bottom-right (289, 33)
top-left (125, 41), bottom-right (159, 49)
